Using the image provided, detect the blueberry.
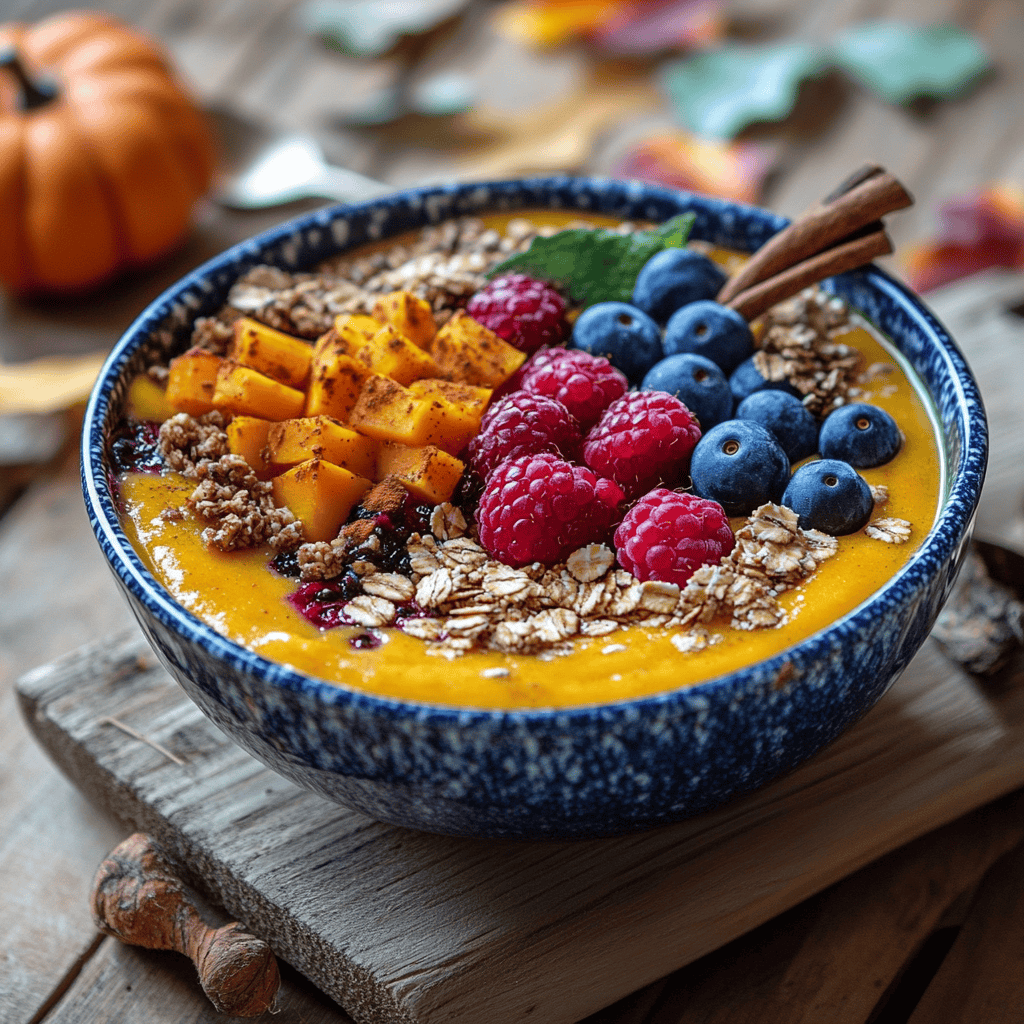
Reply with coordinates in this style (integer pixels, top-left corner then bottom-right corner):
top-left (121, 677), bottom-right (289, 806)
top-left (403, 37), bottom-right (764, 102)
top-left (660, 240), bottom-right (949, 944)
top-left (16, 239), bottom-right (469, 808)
top-left (570, 301), bottom-right (663, 382)
top-left (729, 355), bottom-right (802, 407)
top-left (782, 459), bottom-right (873, 535)
top-left (663, 300), bottom-right (754, 375)
top-left (819, 403), bottom-right (902, 467)
top-left (736, 390), bottom-right (819, 464)
top-left (631, 248), bottom-right (727, 324)
top-left (641, 354), bottom-right (732, 430)
top-left (690, 419), bottom-right (791, 517)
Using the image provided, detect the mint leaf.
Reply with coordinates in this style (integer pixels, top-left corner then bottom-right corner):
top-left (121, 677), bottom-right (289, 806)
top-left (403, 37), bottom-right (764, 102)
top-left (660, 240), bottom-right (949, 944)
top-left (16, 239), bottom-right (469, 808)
top-left (487, 212), bottom-right (696, 307)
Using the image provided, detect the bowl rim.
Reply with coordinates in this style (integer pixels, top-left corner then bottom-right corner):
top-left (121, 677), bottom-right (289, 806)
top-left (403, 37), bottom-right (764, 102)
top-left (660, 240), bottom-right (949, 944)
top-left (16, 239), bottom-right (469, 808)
top-left (82, 174), bottom-right (988, 726)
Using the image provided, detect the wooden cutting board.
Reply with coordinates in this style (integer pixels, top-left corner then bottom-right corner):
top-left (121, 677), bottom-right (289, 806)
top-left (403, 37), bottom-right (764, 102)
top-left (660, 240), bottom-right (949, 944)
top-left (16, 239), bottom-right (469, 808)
top-left (18, 625), bottom-right (1024, 1024)
top-left (16, 271), bottom-right (1024, 1024)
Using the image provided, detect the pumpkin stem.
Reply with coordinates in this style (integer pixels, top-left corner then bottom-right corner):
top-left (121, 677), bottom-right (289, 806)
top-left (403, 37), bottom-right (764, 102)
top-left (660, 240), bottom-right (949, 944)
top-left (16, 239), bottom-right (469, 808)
top-left (0, 45), bottom-right (59, 111)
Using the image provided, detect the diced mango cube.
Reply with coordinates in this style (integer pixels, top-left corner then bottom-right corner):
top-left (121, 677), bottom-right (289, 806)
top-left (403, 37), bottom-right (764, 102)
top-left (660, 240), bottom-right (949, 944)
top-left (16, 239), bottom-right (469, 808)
top-left (408, 379), bottom-right (493, 455)
top-left (409, 378), bottom-right (492, 416)
top-left (127, 374), bottom-right (177, 422)
top-left (212, 361), bottom-right (306, 421)
top-left (430, 311), bottom-right (526, 388)
top-left (348, 375), bottom-right (446, 449)
top-left (231, 317), bottom-right (312, 390)
top-left (314, 314), bottom-right (380, 363)
top-left (373, 291), bottom-right (436, 349)
top-left (376, 443), bottom-right (464, 504)
top-left (360, 323), bottom-right (439, 385)
top-left (227, 415), bottom-right (275, 474)
top-left (165, 348), bottom-right (225, 417)
top-left (267, 416), bottom-right (378, 478)
top-left (304, 352), bottom-right (368, 424)
top-left (272, 459), bottom-right (373, 543)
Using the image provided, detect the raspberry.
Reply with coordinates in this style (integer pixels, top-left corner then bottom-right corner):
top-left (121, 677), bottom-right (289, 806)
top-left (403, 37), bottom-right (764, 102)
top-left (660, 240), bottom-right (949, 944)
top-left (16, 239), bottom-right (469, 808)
top-left (467, 392), bottom-right (582, 481)
top-left (614, 489), bottom-right (734, 586)
top-left (583, 391), bottom-right (702, 499)
top-left (466, 274), bottom-right (568, 354)
top-left (521, 348), bottom-right (628, 430)
top-left (476, 453), bottom-right (624, 567)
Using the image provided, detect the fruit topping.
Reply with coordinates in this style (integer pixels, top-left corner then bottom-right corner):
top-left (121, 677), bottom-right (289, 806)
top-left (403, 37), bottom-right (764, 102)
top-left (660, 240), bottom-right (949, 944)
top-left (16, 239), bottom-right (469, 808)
top-left (213, 360), bottom-right (306, 421)
top-left (782, 459), bottom-right (874, 535)
top-left (582, 391), bottom-right (702, 499)
top-left (429, 310), bottom-right (527, 388)
top-left (614, 489), bottom-right (734, 587)
top-left (569, 301), bottom-right (663, 382)
top-left (662, 300), bottom-right (755, 375)
top-left (109, 421), bottom-right (163, 475)
top-left (520, 347), bottom-right (628, 430)
top-left (630, 248), bottom-right (727, 324)
top-left (467, 391), bottom-right (582, 482)
top-left (690, 419), bottom-right (791, 516)
top-left (641, 353), bottom-right (732, 431)
top-left (818, 402), bottom-right (903, 467)
top-left (372, 291), bottom-right (436, 350)
top-left (271, 458), bottom-right (373, 543)
top-left (165, 347), bottom-right (223, 417)
top-left (735, 389), bottom-right (820, 464)
top-left (375, 443), bottom-right (465, 505)
top-left (476, 452), bottom-right (624, 567)
top-left (231, 316), bottom-right (313, 390)
top-left (288, 572), bottom-right (363, 628)
top-left (465, 273), bottom-right (569, 354)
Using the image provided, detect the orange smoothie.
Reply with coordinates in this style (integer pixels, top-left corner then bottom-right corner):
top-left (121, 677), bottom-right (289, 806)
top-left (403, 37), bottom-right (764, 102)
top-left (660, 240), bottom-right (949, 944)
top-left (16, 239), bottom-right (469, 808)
top-left (114, 213), bottom-right (943, 709)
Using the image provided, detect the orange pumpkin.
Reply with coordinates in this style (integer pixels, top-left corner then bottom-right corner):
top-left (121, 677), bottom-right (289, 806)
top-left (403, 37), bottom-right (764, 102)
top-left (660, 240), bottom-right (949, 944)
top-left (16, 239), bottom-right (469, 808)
top-left (0, 10), bottom-right (215, 294)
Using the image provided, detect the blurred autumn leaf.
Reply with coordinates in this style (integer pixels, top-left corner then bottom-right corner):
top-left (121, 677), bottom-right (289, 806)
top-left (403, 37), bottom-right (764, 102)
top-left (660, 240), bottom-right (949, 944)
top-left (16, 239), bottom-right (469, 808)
top-left (830, 22), bottom-right (991, 105)
top-left (610, 132), bottom-right (776, 204)
top-left (904, 186), bottom-right (1024, 293)
top-left (299, 0), bottom-right (471, 57)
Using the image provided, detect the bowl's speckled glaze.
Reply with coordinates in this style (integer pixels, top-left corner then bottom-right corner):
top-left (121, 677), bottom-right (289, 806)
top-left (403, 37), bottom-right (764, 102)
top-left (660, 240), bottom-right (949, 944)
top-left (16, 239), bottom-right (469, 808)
top-left (82, 177), bottom-right (987, 839)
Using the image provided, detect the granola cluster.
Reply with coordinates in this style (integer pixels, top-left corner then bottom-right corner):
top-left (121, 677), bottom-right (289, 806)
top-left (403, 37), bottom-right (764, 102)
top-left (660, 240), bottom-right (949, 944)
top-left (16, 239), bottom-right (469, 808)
top-left (754, 288), bottom-right (864, 417)
top-left (185, 217), bottom-right (641, 355)
top-left (157, 412), bottom-right (302, 553)
top-left (676, 503), bottom-right (837, 634)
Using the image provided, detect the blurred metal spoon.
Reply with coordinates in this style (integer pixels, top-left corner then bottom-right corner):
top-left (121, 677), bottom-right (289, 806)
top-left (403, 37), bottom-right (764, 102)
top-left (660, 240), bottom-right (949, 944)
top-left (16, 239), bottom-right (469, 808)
top-left (209, 107), bottom-right (390, 210)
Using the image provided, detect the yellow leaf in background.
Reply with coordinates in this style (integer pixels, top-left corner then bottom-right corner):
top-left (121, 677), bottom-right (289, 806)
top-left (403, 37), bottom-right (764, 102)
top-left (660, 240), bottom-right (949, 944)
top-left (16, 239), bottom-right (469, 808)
top-left (494, 0), bottom-right (626, 47)
top-left (457, 64), bottom-right (660, 179)
top-left (0, 352), bottom-right (107, 415)
top-left (611, 132), bottom-right (777, 205)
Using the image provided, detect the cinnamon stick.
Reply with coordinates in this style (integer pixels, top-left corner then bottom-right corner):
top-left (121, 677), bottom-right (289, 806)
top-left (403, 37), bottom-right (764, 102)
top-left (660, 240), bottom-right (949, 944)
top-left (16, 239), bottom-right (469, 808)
top-left (820, 163), bottom-right (885, 204)
top-left (716, 170), bottom-right (912, 306)
top-left (725, 228), bottom-right (893, 322)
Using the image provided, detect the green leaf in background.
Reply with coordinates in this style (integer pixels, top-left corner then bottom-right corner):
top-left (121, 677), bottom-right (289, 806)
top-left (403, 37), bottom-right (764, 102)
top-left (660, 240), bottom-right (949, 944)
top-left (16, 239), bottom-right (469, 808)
top-left (659, 41), bottom-right (827, 139)
top-left (488, 214), bottom-right (696, 307)
top-left (409, 72), bottom-right (476, 116)
top-left (830, 22), bottom-right (991, 105)
top-left (299, 0), bottom-right (470, 58)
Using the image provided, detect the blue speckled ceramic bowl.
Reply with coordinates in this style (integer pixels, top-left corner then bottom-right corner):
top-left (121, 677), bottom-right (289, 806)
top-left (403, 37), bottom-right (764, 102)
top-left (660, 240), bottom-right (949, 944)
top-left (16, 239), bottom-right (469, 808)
top-left (82, 177), bottom-right (987, 839)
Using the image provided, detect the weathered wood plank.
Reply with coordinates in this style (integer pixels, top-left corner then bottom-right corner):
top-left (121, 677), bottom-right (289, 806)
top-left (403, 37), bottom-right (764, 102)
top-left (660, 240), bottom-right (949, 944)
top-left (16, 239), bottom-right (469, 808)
top-left (905, 837), bottom-right (1024, 1024)
top-left (0, 465), bottom-right (138, 1024)
top-left (623, 793), bottom-right (1024, 1024)
top-left (43, 935), bottom-right (353, 1024)
top-left (17, 624), bottom-right (1024, 1024)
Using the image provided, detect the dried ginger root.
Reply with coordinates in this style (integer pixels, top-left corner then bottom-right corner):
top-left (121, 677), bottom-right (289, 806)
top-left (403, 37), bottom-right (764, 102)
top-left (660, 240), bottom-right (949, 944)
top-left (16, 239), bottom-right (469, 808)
top-left (90, 833), bottom-right (280, 1017)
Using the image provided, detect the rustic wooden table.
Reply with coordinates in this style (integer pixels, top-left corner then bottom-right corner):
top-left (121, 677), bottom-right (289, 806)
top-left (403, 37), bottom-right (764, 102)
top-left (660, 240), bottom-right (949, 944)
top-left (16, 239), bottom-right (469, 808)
top-left (3, 1), bottom-right (1024, 1022)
